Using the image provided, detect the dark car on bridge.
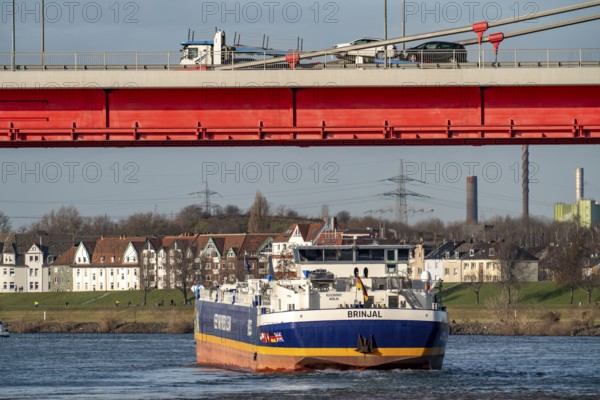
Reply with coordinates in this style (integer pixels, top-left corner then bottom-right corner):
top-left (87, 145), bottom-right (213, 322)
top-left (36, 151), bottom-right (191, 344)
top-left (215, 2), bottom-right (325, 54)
top-left (400, 41), bottom-right (467, 63)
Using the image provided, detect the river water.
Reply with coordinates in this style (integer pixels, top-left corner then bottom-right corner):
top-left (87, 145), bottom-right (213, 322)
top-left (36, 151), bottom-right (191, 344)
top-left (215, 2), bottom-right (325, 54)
top-left (0, 334), bottom-right (597, 399)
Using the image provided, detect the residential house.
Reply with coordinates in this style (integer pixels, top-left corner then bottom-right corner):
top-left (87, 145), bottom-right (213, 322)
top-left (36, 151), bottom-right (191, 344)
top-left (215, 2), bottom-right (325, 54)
top-left (195, 234), bottom-right (273, 288)
top-left (24, 243), bottom-right (49, 292)
top-left (0, 241), bottom-right (26, 293)
top-left (424, 241), bottom-right (466, 283)
top-left (49, 245), bottom-right (76, 292)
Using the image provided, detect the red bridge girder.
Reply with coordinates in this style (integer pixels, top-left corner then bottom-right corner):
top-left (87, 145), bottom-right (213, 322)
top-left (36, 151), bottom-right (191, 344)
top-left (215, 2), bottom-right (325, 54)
top-left (1, 86), bottom-right (599, 147)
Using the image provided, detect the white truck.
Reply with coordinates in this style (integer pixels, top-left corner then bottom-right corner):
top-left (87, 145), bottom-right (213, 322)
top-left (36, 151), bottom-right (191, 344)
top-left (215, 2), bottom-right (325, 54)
top-left (180, 31), bottom-right (230, 66)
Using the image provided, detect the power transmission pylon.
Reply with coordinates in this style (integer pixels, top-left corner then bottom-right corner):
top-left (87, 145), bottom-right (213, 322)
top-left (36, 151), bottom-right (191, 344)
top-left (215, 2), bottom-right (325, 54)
top-left (189, 182), bottom-right (222, 216)
top-left (380, 160), bottom-right (430, 225)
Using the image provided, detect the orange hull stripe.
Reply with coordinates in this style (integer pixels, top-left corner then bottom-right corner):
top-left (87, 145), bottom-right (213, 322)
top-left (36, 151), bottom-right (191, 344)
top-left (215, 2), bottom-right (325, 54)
top-left (195, 332), bottom-right (445, 357)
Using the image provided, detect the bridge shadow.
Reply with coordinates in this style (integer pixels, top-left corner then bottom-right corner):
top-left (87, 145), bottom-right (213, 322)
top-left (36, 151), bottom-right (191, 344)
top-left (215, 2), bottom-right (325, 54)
top-left (440, 283), bottom-right (467, 302)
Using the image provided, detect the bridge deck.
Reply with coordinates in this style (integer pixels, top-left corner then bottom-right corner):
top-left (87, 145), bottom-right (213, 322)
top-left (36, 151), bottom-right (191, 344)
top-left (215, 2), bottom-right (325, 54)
top-left (1, 68), bottom-right (599, 147)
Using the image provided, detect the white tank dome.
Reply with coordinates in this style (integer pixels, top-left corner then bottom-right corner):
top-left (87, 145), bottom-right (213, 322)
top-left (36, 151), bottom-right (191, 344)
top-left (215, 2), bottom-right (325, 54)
top-left (421, 271), bottom-right (432, 282)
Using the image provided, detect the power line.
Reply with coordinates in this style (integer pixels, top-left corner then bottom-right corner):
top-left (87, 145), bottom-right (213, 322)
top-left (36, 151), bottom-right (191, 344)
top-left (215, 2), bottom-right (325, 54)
top-left (379, 160), bottom-right (430, 225)
top-left (189, 182), bottom-right (222, 215)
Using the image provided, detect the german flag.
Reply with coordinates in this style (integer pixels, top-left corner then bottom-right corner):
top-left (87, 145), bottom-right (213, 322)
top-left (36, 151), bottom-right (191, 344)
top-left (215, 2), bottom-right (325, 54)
top-left (356, 276), bottom-right (369, 302)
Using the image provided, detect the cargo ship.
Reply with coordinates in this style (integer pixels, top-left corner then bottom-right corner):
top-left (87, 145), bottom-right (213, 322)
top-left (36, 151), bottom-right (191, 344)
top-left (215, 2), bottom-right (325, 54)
top-left (193, 245), bottom-right (449, 372)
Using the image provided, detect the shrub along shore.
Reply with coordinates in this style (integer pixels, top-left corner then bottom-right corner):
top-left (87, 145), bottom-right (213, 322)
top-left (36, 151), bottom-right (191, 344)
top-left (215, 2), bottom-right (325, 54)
top-left (1, 283), bottom-right (599, 335)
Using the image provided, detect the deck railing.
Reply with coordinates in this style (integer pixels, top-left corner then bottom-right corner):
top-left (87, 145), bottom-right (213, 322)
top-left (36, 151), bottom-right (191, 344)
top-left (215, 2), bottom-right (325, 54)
top-left (1, 49), bottom-right (600, 71)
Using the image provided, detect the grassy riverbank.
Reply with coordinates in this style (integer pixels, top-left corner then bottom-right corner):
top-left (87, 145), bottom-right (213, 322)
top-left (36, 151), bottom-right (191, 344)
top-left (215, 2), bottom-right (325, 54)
top-left (1, 283), bottom-right (598, 335)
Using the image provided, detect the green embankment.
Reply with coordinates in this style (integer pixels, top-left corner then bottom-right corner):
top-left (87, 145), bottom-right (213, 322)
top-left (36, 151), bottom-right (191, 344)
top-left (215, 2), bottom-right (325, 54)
top-left (440, 282), bottom-right (600, 324)
top-left (0, 283), bottom-right (598, 332)
top-left (0, 290), bottom-right (194, 332)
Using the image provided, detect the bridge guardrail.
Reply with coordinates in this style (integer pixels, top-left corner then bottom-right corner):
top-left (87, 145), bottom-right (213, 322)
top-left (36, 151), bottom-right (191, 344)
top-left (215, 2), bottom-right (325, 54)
top-left (1, 49), bottom-right (599, 71)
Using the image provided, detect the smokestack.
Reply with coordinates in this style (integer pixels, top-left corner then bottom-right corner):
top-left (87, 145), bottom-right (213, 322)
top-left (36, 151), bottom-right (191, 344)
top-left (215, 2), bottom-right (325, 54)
top-left (576, 168), bottom-right (584, 202)
top-left (467, 176), bottom-right (478, 224)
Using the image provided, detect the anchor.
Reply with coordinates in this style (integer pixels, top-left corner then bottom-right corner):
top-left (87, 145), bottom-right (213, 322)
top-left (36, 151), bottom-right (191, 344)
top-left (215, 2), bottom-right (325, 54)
top-left (355, 334), bottom-right (376, 354)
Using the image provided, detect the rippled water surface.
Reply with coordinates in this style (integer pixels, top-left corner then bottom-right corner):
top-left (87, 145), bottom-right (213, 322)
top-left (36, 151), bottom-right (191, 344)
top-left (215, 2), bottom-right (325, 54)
top-left (0, 334), bottom-right (598, 399)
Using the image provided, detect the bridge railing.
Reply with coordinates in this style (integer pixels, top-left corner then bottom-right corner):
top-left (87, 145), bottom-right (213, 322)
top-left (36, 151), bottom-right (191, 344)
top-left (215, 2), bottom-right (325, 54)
top-left (1, 49), bottom-right (599, 71)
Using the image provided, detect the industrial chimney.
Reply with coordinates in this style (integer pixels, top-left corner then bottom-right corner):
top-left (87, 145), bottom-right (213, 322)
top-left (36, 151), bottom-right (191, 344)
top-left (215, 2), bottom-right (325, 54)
top-left (576, 168), bottom-right (584, 202)
top-left (467, 176), bottom-right (478, 224)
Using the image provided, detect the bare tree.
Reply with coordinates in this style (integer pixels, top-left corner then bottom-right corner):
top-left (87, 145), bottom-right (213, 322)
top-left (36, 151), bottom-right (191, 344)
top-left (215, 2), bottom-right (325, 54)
top-left (496, 240), bottom-right (522, 305)
top-left (32, 206), bottom-right (84, 236)
top-left (0, 211), bottom-right (11, 232)
top-left (118, 212), bottom-right (174, 236)
top-left (248, 192), bottom-right (271, 233)
top-left (336, 210), bottom-right (351, 226)
top-left (170, 249), bottom-right (199, 304)
top-left (173, 205), bottom-right (204, 232)
top-left (582, 271), bottom-right (600, 305)
top-left (547, 226), bottom-right (592, 304)
top-left (140, 262), bottom-right (155, 307)
top-left (467, 272), bottom-right (484, 305)
top-left (82, 215), bottom-right (117, 236)
top-left (224, 204), bottom-right (241, 217)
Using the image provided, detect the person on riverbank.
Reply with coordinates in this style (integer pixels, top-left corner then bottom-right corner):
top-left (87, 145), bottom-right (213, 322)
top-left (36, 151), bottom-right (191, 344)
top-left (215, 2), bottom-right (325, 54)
top-left (115, 300), bottom-right (120, 308)
top-left (34, 301), bottom-right (39, 309)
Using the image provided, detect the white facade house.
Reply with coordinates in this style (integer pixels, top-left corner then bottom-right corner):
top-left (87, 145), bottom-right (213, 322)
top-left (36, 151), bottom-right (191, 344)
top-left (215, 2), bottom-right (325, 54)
top-left (0, 243), bottom-right (26, 293)
top-left (25, 244), bottom-right (47, 293)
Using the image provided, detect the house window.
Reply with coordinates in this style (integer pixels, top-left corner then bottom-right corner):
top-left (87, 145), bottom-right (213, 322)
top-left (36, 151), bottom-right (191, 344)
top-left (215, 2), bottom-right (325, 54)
top-left (489, 248), bottom-right (495, 257)
top-left (35, 256), bottom-right (39, 262)
top-left (10, 269), bottom-right (14, 276)
top-left (469, 249), bottom-right (475, 257)
top-left (30, 282), bottom-right (34, 290)
top-left (92, 274), bottom-right (96, 281)
top-left (100, 257), bottom-right (105, 263)
top-left (35, 269), bottom-right (38, 277)
top-left (30, 269), bottom-right (34, 277)
top-left (454, 268), bottom-right (458, 276)
top-left (29, 255), bottom-right (34, 261)
top-left (110, 283), bottom-right (114, 290)
top-left (2, 268), bottom-right (6, 275)
top-left (10, 282), bottom-right (15, 290)
top-left (35, 282), bottom-right (39, 290)
top-left (77, 283), bottom-right (81, 290)
top-left (444, 268), bottom-right (449, 275)
top-left (100, 270), bottom-right (103, 277)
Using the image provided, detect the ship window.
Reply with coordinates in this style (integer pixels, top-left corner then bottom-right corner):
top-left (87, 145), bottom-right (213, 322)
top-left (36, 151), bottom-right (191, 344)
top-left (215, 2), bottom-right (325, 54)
top-left (324, 249), bottom-right (338, 262)
top-left (357, 249), bottom-right (384, 261)
top-left (386, 250), bottom-right (395, 261)
top-left (339, 249), bottom-right (353, 261)
top-left (298, 249), bottom-right (322, 262)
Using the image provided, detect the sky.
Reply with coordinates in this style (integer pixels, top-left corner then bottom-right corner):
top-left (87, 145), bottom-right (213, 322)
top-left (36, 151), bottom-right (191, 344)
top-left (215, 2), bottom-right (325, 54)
top-left (0, 0), bottom-right (599, 229)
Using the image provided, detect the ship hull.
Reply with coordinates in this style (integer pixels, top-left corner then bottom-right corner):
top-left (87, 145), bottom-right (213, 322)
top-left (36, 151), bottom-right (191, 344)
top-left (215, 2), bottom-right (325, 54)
top-left (195, 301), bottom-right (448, 372)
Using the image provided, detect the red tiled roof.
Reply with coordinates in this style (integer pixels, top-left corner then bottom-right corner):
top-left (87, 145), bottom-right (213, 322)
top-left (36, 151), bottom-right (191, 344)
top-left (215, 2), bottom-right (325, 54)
top-left (52, 245), bottom-right (77, 265)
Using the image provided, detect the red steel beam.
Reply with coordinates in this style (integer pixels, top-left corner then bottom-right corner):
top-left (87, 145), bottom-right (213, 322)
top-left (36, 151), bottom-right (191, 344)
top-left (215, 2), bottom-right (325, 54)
top-left (1, 86), bottom-right (599, 147)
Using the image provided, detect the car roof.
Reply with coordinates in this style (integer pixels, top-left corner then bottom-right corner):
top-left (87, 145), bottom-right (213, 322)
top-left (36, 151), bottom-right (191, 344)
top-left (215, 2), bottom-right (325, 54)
top-left (409, 41), bottom-right (465, 48)
top-left (352, 37), bottom-right (382, 42)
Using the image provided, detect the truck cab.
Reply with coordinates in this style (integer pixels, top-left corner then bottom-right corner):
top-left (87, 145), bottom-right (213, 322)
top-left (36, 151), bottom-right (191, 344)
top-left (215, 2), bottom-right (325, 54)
top-left (180, 31), bottom-right (227, 66)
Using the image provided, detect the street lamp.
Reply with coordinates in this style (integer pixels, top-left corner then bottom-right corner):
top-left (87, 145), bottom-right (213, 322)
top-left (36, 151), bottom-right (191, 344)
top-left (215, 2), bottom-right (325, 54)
top-left (402, 0), bottom-right (406, 50)
top-left (384, 0), bottom-right (388, 68)
top-left (11, 0), bottom-right (15, 70)
top-left (42, 0), bottom-right (45, 67)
